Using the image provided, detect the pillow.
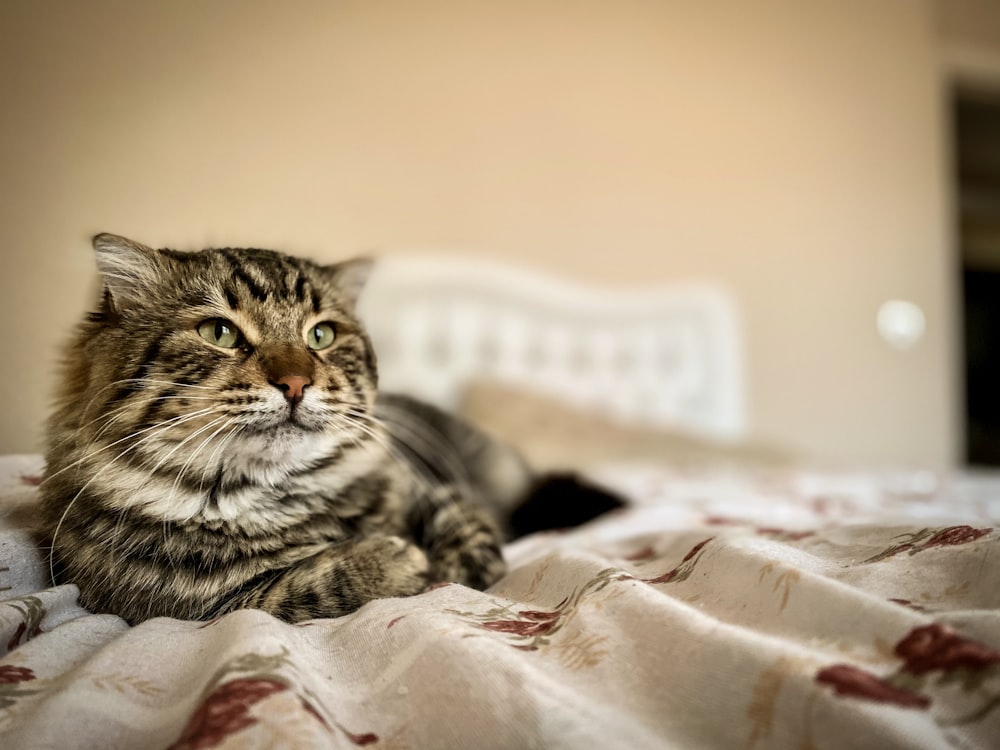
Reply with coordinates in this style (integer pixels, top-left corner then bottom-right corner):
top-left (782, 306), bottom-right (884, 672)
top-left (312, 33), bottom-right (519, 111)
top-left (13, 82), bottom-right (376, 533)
top-left (459, 381), bottom-right (792, 471)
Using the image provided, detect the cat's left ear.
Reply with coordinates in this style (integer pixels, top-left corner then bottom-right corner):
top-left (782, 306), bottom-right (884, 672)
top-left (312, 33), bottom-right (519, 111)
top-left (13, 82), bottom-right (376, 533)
top-left (324, 257), bottom-right (374, 309)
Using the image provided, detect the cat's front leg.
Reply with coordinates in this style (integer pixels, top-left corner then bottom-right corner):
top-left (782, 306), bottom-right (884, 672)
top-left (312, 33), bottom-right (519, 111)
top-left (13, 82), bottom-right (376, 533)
top-left (224, 534), bottom-right (429, 622)
top-left (411, 486), bottom-right (506, 590)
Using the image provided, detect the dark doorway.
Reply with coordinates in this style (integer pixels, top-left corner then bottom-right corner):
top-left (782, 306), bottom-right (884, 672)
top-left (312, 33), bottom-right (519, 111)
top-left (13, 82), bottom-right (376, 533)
top-left (956, 89), bottom-right (1000, 466)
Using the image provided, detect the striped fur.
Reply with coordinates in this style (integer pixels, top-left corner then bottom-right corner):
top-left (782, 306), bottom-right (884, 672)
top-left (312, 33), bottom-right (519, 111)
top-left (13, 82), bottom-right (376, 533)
top-left (40, 234), bottom-right (513, 624)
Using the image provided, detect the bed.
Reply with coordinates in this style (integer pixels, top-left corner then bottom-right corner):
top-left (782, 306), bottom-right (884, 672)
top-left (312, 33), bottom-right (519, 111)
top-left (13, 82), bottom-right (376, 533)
top-left (1, 257), bottom-right (998, 749)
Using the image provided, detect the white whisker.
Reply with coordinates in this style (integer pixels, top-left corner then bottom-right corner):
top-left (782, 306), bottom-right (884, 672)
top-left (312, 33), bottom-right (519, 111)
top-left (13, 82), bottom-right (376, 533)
top-left (41, 407), bottom-right (220, 487)
top-left (78, 377), bottom-right (218, 423)
top-left (164, 416), bottom-right (241, 515)
top-left (47, 407), bottom-right (225, 584)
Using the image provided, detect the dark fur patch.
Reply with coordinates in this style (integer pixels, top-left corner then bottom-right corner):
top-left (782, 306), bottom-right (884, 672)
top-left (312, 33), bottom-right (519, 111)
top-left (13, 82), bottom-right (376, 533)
top-left (507, 473), bottom-right (627, 539)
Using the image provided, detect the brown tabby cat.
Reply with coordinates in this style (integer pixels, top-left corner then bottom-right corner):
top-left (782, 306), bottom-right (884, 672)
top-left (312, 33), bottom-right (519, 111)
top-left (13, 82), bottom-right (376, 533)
top-left (40, 234), bottom-right (621, 625)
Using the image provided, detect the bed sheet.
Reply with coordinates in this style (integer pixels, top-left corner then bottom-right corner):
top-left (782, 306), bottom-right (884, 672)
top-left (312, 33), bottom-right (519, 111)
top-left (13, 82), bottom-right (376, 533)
top-left (1, 455), bottom-right (999, 749)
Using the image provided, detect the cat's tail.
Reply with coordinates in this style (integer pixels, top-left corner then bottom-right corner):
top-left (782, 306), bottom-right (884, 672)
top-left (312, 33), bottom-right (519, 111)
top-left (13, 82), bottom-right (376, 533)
top-left (504, 471), bottom-right (627, 539)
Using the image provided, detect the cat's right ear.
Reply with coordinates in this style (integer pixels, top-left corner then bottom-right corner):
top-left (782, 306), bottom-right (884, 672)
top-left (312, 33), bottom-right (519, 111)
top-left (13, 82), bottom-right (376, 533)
top-left (92, 233), bottom-right (169, 309)
top-left (324, 257), bottom-right (374, 310)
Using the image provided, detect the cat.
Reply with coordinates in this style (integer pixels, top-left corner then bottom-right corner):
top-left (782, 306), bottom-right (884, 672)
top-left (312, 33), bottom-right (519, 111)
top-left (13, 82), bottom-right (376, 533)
top-left (40, 234), bottom-right (623, 624)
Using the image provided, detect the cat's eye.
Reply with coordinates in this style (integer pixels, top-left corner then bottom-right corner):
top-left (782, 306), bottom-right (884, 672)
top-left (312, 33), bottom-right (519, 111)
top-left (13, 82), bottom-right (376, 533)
top-left (307, 322), bottom-right (337, 350)
top-left (197, 318), bottom-right (242, 348)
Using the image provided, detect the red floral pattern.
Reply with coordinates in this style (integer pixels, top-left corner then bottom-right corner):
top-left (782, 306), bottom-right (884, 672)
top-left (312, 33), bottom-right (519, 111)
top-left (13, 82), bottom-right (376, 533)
top-left (643, 538), bottom-right (713, 585)
top-left (0, 662), bottom-right (44, 712)
top-left (816, 623), bottom-right (1000, 719)
top-left (895, 624), bottom-right (1000, 676)
top-left (624, 545), bottom-right (656, 561)
top-left (479, 610), bottom-right (561, 637)
top-left (701, 517), bottom-right (814, 542)
top-left (816, 665), bottom-right (930, 709)
top-left (7, 621), bottom-right (43, 652)
top-left (755, 528), bottom-right (814, 542)
top-left (0, 665), bottom-right (36, 684)
top-left (4, 596), bottom-right (46, 653)
top-left (169, 678), bottom-right (288, 750)
top-left (453, 574), bottom-right (617, 651)
top-left (863, 526), bottom-right (993, 564)
top-left (922, 526), bottom-right (992, 549)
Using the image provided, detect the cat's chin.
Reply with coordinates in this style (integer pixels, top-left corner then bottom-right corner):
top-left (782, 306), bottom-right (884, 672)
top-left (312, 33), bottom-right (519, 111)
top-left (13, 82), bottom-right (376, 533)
top-left (234, 420), bottom-right (341, 462)
top-left (241, 408), bottom-right (326, 436)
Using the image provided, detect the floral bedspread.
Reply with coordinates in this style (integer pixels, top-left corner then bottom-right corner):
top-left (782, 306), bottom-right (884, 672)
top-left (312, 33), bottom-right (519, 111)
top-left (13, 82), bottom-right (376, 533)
top-left (1, 455), bottom-right (999, 749)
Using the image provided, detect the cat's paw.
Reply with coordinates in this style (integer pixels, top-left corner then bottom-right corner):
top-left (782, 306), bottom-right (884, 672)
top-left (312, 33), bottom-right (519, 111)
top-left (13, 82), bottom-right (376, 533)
top-left (427, 514), bottom-right (507, 590)
top-left (351, 534), bottom-right (430, 599)
top-left (431, 541), bottom-right (506, 590)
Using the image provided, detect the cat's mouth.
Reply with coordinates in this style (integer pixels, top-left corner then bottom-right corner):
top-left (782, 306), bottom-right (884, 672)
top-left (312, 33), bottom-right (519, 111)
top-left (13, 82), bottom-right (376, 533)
top-left (287, 409), bottom-right (318, 430)
top-left (242, 403), bottom-right (326, 435)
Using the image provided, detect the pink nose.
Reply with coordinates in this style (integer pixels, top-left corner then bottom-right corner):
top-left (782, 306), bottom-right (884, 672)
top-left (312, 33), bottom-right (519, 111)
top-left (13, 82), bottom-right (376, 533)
top-left (272, 375), bottom-right (311, 405)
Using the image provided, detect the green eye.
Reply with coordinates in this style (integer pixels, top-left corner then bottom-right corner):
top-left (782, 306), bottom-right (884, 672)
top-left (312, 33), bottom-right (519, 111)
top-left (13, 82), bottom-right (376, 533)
top-left (307, 322), bottom-right (336, 350)
top-left (197, 318), bottom-right (242, 348)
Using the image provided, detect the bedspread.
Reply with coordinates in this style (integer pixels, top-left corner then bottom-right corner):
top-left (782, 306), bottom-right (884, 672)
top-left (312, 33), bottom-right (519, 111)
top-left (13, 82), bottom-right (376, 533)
top-left (1, 455), bottom-right (999, 749)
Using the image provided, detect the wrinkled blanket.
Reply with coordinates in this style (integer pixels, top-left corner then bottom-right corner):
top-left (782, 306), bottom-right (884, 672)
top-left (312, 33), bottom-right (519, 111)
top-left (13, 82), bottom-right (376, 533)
top-left (1, 455), bottom-right (998, 749)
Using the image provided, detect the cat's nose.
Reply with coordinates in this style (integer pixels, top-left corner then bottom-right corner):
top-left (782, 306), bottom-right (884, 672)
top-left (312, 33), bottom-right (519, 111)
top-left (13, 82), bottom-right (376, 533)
top-left (272, 375), bottom-right (311, 405)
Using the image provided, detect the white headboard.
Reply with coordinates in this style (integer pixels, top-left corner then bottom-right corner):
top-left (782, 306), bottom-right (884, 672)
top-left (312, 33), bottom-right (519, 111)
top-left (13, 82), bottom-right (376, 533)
top-left (357, 256), bottom-right (746, 441)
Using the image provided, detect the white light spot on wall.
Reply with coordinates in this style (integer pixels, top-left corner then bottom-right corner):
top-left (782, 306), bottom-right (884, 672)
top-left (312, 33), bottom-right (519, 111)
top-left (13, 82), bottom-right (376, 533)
top-left (877, 300), bottom-right (925, 350)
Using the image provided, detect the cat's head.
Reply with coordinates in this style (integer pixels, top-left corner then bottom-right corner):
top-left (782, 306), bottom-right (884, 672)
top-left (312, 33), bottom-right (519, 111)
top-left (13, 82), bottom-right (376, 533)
top-left (53, 233), bottom-right (380, 478)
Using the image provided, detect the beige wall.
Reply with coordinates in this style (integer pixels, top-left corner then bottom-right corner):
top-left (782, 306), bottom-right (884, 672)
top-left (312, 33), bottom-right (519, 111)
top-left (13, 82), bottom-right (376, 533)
top-left (0, 0), bottom-right (962, 465)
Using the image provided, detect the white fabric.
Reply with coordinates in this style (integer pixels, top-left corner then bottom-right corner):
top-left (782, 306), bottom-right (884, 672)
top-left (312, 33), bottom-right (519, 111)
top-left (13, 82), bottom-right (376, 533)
top-left (1, 455), bottom-right (999, 749)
